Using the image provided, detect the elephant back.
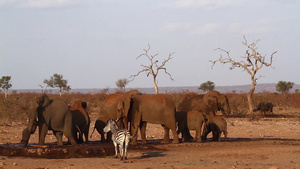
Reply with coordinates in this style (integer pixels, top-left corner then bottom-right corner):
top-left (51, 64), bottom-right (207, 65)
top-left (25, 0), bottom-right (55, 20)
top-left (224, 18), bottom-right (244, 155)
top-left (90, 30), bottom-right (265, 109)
top-left (177, 93), bottom-right (204, 112)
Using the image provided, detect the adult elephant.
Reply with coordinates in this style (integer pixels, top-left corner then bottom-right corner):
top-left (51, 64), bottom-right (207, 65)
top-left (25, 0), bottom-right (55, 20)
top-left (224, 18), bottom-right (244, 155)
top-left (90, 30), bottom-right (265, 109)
top-left (93, 90), bottom-right (141, 142)
top-left (130, 94), bottom-right (179, 145)
top-left (19, 94), bottom-right (77, 146)
top-left (202, 90), bottom-right (231, 118)
top-left (178, 91), bottom-right (230, 118)
top-left (69, 100), bottom-right (90, 144)
top-left (176, 91), bottom-right (230, 141)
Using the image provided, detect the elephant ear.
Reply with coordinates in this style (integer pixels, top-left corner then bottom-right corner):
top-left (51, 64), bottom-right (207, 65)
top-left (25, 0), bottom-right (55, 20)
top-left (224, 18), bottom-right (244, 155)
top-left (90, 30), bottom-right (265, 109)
top-left (117, 96), bottom-right (131, 119)
top-left (204, 94), bottom-right (218, 111)
top-left (37, 94), bottom-right (52, 108)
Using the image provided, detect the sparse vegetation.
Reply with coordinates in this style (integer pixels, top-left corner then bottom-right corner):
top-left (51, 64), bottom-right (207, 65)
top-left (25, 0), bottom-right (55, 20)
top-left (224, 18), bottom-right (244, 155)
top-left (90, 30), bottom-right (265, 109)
top-left (0, 76), bottom-right (12, 99)
top-left (1, 92), bottom-right (299, 122)
top-left (211, 36), bottom-right (277, 114)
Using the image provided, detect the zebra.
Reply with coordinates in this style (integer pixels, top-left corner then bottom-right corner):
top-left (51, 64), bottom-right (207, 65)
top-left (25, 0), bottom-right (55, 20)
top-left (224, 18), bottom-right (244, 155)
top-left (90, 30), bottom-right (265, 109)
top-left (103, 119), bottom-right (134, 160)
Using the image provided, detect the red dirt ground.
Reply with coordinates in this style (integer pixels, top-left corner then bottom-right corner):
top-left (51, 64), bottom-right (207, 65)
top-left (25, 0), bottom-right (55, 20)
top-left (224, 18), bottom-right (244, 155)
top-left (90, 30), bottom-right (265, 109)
top-left (0, 109), bottom-right (299, 169)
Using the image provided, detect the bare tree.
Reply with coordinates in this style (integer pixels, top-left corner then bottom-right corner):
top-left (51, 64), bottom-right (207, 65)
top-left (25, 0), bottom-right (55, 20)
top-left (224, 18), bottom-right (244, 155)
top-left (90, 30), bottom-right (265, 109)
top-left (131, 44), bottom-right (174, 94)
top-left (211, 36), bottom-right (277, 113)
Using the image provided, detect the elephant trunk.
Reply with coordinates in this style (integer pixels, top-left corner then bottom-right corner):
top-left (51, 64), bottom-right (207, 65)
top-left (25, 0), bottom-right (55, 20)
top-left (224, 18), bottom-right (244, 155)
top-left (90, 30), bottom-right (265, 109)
top-left (21, 119), bottom-right (38, 146)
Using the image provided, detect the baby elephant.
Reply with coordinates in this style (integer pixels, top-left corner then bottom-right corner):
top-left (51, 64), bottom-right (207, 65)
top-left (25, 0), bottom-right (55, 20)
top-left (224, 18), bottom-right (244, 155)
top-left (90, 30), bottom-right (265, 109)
top-left (176, 110), bottom-right (204, 142)
top-left (202, 115), bottom-right (228, 142)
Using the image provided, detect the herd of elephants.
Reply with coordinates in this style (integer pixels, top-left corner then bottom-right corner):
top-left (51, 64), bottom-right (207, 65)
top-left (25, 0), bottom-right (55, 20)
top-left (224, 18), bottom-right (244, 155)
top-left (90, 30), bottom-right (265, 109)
top-left (17, 90), bottom-right (233, 149)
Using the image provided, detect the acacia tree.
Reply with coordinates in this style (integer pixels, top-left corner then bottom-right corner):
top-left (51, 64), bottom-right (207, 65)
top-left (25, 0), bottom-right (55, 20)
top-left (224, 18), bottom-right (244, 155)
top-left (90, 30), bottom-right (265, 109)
top-left (276, 81), bottom-right (294, 95)
top-left (199, 81), bottom-right (215, 93)
top-left (131, 44), bottom-right (174, 94)
top-left (211, 36), bottom-right (277, 113)
top-left (115, 78), bottom-right (129, 93)
top-left (0, 76), bottom-right (12, 98)
top-left (44, 73), bottom-right (71, 97)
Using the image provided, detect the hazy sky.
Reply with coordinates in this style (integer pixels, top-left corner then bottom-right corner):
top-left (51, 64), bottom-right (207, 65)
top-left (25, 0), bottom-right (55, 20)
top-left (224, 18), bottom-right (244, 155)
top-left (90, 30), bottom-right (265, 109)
top-left (1, 0), bottom-right (299, 90)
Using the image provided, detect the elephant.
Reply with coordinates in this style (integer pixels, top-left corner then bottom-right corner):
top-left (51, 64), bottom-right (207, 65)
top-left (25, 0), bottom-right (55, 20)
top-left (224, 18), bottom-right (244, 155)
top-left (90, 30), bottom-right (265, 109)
top-left (19, 94), bottom-right (77, 146)
top-left (201, 115), bottom-right (228, 142)
top-left (254, 102), bottom-right (273, 115)
top-left (176, 110), bottom-right (204, 142)
top-left (92, 90), bottom-right (142, 142)
top-left (178, 91), bottom-right (230, 117)
top-left (176, 91), bottom-right (230, 140)
top-left (130, 94), bottom-right (180, 145)
top-left (69, 100), bottom-right (90, 144)
top-left (202, 90), bottom-right (231, 118)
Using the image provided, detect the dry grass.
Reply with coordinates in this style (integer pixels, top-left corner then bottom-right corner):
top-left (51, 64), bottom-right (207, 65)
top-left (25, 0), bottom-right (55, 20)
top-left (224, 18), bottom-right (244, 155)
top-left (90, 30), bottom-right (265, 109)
top-left (0, 92), bottom-right (299, 124)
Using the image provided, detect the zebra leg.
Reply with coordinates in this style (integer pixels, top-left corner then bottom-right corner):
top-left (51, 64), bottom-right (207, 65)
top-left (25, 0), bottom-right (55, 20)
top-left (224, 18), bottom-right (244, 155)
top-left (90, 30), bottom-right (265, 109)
top-left (119, 144), bottom-right (124, 160)
top-left (113, 141), bottom-right (118, 158)
top-left (125, 140), bottom-right (129, 160)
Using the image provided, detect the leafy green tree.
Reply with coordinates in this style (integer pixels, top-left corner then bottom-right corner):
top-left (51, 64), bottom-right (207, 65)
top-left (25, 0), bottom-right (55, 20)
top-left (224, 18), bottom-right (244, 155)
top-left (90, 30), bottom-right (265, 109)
top-left (276, 81), bottom-right (294, 95)
top-left (44, 74), bottom-right (71, 97)
top-left (0, 76), bottom-right (12, 98)
top-left (115, 78), bottom-right (129, 93)
top-left (199, 81), bottom-right (215, 93)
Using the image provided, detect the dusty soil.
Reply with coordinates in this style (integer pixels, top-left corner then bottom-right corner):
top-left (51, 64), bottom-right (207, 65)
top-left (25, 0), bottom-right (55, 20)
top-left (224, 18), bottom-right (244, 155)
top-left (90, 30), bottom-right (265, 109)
top-left (0, 109), bottom-right (300, 169)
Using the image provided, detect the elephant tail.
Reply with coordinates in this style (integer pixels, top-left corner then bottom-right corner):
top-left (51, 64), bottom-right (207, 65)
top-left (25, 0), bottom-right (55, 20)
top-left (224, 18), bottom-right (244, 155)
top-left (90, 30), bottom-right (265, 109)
top-left (129, 129), bottom-right (138, 139)
top-left (90, 127), bottom-right (96, 138)
top-left (75, 125), bottom-right (82, 137)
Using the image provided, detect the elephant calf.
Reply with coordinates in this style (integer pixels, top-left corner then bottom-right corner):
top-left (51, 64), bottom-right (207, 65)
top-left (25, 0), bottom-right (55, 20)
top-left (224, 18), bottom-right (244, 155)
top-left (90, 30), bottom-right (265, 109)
top-left (176, 110), bottom-right (204, 142)
top-left (202, 115), bottom-right (228, 142)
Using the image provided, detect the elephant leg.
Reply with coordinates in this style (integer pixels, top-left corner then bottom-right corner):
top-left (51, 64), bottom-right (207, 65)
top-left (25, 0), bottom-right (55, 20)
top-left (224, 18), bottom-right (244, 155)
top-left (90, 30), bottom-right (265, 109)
top-left (53, 131), bottom-right (63, 145)
top-left (224, 130), bottom-right (228, 141)
top-left (201, 123), bottom-right (210, 142)
top-left (84, 128), bottom-right (89, 144)
top-left (38, 123), bottom-right (48, 146)
top-left (78, 134), bottom-right (84, 144)
top-left (106, 132), bottom-right (112, 142)
top-left (197, 122), bottom-right (203, 142)
top-left (170, 126), bottom-right (180, 144)
top-left (72, 127), bottom-right (78, 144)
top-left (95, 120), bottom-right (106, 142)
top-left (161, 125), bottom-right (170, 144)
top-left (196, 123), bottom-right (202, 142)
top-left (123, 118), bottom-right (129, 129)
top-left (130, 111), bottom-right (142, 145)
top-left (193, 129), bottom-right (199, 142)
top-left (140, 122), bottom-right (147, 144)
top-left (66, 134), bottom-right (77, 146)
